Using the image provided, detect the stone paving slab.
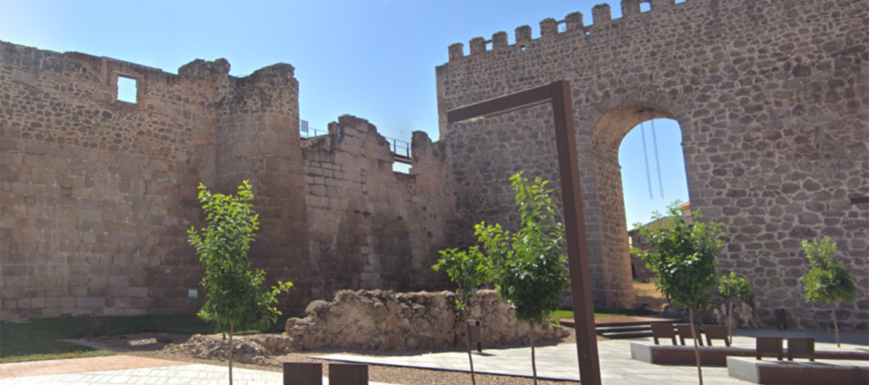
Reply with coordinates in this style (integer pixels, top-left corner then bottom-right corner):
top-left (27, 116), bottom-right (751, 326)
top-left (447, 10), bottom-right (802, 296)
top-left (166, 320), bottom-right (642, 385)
top-left (0, 355), bottom-right (187, 379)
top-left (311, 330), bottom-right (869, 385)
top-left (312, 340), bottom-right (747, 384)
top-left (0, 363), bottom-right (398, 385)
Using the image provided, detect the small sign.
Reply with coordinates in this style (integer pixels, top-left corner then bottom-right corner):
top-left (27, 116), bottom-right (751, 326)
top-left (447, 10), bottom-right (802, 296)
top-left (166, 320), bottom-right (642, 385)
top-left (188, 289), bottom-right (198, 298)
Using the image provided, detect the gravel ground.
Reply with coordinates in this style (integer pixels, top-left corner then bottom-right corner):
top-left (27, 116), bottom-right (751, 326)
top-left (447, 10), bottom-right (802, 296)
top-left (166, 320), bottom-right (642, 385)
top-left (74, 329), bottom-right (605, 385)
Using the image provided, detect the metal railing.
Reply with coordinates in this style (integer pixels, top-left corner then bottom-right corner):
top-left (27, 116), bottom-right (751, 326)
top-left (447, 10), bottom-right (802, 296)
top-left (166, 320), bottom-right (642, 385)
top-left (388, 137), bottom-right (411, 159)
top-left (300, 127), bottom-right (329, 139)
top-left (300, 121), bottom-right (411, 160)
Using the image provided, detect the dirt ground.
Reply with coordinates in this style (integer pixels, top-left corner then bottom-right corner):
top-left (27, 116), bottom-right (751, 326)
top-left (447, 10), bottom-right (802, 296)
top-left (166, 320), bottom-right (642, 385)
top-left (74, 328), bottom-right (606, 385)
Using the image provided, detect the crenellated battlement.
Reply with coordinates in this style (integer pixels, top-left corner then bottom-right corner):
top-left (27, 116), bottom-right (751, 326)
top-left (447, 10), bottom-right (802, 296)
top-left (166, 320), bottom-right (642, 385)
top-left (437, 0), bottom-right (869, 329)
top-left (446, 0), bottom-right (684, 61)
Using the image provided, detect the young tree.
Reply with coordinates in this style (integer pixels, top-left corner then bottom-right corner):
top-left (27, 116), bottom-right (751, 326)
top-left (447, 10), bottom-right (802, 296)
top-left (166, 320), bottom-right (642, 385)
top-left (188, 181), bottom-right (293, 385)
top-left (432, 246), bottom-right (492, 385)
top-left (799, 237), bottom-right (857, 348)
top-left (719, 272), bottom-right (753, 345)
top-left (632, 202), bottom-right (723, 385)
top-left (475, 173), bottom-right (570, 385)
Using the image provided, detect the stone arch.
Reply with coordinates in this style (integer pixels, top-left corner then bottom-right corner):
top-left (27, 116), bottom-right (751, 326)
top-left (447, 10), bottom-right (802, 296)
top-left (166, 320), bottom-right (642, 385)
top-left (586, 101), bottom-right (690, 310)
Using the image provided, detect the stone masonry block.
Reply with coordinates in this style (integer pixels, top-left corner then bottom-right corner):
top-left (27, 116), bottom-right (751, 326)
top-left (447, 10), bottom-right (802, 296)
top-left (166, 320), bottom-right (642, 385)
top-left (76, 297), bottom-right (106, 308)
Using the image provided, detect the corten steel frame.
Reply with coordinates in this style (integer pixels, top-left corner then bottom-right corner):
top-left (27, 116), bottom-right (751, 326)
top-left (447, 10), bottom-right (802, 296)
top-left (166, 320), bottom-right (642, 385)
top-left (447, 80), bottom-right (601, 385)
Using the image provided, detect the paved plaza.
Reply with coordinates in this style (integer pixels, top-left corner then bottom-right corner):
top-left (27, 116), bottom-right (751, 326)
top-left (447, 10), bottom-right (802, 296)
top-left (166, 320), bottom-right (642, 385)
top-left (311, 330), bottom-right (869, 384)
top-left (0, 357), bottom-right (397, 385)
top-left (1, 330), bottom-right (866, 385)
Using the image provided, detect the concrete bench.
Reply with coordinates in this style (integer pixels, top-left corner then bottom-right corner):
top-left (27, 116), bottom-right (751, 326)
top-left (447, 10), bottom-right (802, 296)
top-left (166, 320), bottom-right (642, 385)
top-left (630, 341), bottom-right (869, 367)
top-left (727, 356), bottom-right (869, 385)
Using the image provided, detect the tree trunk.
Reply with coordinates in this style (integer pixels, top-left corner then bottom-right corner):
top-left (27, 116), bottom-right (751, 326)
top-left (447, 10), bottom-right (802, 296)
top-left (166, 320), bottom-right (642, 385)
top-left (465, 316), bottom-right (476, 385)
top-left (727, 301), bottom-right (734, 346)
top-left (831, 303), bottom-right (840, 348)
top-left (689, 310), bottom-right (704, 385)
top-left (530, 323), bottom-right (538, 385)
top-left (228, 323), bottom-right (234, 385)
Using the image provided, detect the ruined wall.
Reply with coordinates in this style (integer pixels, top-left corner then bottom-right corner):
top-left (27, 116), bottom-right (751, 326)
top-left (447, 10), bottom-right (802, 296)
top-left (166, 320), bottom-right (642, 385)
top-left (303, 116), bottom-right (450, 300)
top-left (0, 41), bottom-right (450, 319)
top-left (436, 0), bottom-right (868, 329)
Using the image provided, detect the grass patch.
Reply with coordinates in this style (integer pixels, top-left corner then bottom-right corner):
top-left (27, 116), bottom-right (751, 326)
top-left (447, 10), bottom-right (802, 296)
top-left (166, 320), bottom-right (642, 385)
top-left (0, 314), bottom-right (292, 363)
top-left (0, 349), bottom-right (115, 364)
top-left (550, 309), bottom-right (635, 320)
top-left (2, 318), bottom-right (97, 360)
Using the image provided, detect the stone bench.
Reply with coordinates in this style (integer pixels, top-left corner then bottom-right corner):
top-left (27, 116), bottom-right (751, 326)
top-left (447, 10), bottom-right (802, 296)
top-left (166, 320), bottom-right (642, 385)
top-left (630, 342), bottom-right (869, 367)
top-left (727, 356), bottom-right (869, 385)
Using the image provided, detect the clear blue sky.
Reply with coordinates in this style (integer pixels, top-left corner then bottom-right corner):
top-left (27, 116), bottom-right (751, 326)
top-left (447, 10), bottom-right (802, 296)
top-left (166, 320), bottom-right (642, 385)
top-left (0, 0), bottom-right (688, 227)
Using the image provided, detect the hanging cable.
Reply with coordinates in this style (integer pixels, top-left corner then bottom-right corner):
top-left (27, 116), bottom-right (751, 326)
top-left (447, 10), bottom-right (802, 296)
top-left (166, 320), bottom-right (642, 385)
top-left (640, 121), bottom-right (654, 199)
top-left (651, 119), bottom-right (665, 199)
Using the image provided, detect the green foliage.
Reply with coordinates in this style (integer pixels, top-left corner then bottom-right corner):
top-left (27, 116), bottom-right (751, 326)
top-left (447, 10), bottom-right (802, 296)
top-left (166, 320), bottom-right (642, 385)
top-left (631, 202), bottom-right (723, 313)
top-left (188, 181), bottom-right (293, 333)
top-left (800, 237), bottom-right (857, 305)
top-left (475, 173), bottom-right (570, 327)
top-left (0, 315), bottom-right (231, 362)
top-left (550, 309), bottom-right (633, 320)
top-left (719, 272), bottom-right (753, 302)
top-left (433, 246), bottom-right (492, 311)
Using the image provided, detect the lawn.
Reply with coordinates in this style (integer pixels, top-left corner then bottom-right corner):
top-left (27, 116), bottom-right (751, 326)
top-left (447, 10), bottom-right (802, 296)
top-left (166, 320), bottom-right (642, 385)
top-left (550, 309), bottom-right (635, 320)
top-left (0, 314), bottom-right (292, 363)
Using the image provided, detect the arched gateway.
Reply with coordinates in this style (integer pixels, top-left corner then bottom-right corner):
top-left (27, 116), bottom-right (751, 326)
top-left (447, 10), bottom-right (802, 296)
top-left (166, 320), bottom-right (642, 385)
top-left (436, 0), bottom-right (868, 329)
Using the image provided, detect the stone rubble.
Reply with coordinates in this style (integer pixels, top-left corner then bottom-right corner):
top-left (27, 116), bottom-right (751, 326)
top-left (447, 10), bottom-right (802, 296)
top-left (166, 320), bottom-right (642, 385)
top-left (164, 334), bottom-right (277, 365)
top-left (284, 289), bottom-right (569, 351)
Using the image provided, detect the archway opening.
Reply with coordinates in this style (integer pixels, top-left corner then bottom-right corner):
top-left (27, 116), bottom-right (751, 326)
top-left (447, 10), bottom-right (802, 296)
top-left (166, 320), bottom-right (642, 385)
top-left (590, 102), bottom-right (690, 311)
top-left (619, 117), bottom-right (689, 311)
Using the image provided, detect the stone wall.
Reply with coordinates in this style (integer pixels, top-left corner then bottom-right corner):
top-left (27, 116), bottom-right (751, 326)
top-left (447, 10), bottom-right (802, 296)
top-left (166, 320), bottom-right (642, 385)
top-left (302, 115), bottom-right (451, 298)
top-left (436, 0), bottom-right (868, 329)
top-left (0, 41), bottom-right (450, 319)
top-left (0, 42), bottom-right (218, 317)
top-left (284, 289), bottom-right (569, 351)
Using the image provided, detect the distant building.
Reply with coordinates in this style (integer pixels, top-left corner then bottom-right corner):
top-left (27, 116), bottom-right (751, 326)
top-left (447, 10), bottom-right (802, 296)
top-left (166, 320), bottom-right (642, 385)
top-left (628, 202), bottom-right (693, 282)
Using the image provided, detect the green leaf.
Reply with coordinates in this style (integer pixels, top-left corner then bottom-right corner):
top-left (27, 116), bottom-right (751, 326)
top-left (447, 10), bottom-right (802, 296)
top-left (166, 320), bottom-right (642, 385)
top-left (799, 237), bottom-right (857, 305)
top-left (635, 202), bottom-right (722, 313)
top-left (188, 181), bottom-right (293, 334)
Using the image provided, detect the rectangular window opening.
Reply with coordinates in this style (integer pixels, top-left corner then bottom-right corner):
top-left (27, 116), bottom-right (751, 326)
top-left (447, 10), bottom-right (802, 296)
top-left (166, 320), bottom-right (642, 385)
top-left (640, 2), bottom-right (652, 12)
top-left (393, 162), bottom-right (411, 174)
top-left (675, 0), bottom-right (687, 4)
top-left (117, 76), bottom-right (138, 104)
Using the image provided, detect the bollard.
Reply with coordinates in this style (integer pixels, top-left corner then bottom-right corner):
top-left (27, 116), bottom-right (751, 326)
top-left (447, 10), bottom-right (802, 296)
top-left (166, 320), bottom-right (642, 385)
top-left (466, 320), bottom-right (482, 353)
top-left (774, 309), bottom-right (787, 330)
top-left (329, 363), bottom-right (368, 385)
top-left (283, 362), bottom-right (322, 385)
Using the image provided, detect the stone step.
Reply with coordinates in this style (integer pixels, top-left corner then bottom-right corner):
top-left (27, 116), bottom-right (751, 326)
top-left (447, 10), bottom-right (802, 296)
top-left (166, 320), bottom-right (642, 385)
top-left (600, 331), bottom-right (654, 339)
top-left (596, 325), bottom-right (652, 334)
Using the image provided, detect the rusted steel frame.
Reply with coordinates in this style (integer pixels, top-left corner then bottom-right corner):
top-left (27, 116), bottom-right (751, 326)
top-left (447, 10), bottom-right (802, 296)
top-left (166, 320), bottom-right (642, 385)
top-left (446, 80), bottom-right (601, 385)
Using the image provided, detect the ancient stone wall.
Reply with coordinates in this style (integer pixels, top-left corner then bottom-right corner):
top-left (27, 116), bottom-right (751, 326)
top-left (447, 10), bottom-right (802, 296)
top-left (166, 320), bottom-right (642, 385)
top-left (284, 290), bottom-right (569, 351)
top-left (0, 41), bottom-right (449, 319)
top-left (302, 115), bottom-right (451, 298)
top-left (436, 0), bottom-right (868, 329)
top-left (0, 42), bottom-right (220, 318)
